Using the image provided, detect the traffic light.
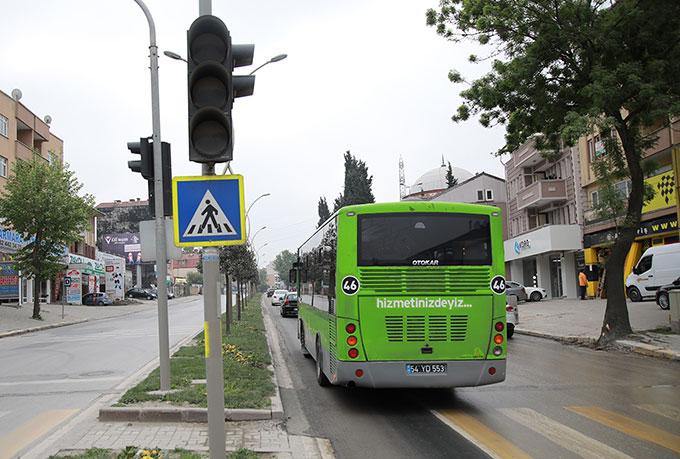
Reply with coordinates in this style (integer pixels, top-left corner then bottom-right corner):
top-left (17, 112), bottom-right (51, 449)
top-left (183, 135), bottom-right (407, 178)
top-left (127, 137), bottom-right (172, 217)
top-left (187, 15), bottom-right (255, 163)
top-left (127, 137), bottom-right (153, 179)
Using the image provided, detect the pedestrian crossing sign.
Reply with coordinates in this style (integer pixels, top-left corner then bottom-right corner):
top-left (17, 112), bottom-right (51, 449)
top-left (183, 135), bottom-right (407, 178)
top-left (172, 175), bottom-right (246, 247)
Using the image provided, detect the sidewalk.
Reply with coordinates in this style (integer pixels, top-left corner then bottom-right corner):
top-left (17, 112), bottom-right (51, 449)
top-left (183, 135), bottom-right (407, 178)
top-left (514, 297), bottom-right (680, 360)
top-left (0, 296), bottom-right (194, 337)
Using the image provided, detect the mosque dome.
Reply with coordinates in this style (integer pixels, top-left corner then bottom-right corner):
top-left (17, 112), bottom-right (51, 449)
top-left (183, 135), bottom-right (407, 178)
top-left (410, 161), bottom-right (473, 194)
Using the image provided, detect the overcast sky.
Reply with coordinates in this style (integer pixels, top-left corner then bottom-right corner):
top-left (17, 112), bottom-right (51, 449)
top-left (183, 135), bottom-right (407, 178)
top-left (0, 0), bottom-right (506, 268)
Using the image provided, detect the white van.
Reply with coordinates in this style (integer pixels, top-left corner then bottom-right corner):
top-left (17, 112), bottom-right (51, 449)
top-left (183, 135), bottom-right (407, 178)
top-left (626, 243), bottom-right (680, 302)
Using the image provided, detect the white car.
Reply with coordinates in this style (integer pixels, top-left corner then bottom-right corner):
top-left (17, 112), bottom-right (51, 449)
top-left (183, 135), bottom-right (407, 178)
top-left (271, 289), bottom-right (288, 306)
top-left (524, 286), bottom-right (547, 302)
top-left (506, 300), bottom-right (518, 338)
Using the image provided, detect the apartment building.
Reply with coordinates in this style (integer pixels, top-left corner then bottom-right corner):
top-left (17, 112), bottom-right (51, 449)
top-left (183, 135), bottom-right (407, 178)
top-left (0, 89), bottom-right (63, 195)
top-left (579, 119), bottom-right (679, 297)
top-left (503, 135), bottom-right (584, 299)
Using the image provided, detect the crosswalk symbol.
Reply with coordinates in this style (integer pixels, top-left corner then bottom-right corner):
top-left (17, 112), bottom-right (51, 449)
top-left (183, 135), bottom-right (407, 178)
top-left (172, 174), bottom-right (246, 247)
top-left (183, 190), bottom-right (236, 237)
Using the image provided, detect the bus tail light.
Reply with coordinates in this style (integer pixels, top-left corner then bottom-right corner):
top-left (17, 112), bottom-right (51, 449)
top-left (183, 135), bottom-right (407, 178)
top-left (495, 321), bottom-right (504, 332)
top-left (494, 334), bottom-right (504, 345)
top-left (506, 305), bottom-right (514, 312)
top-left (493, 346), bottom-right (503, 356)
top-left (347, 336), bottom-right (357, 346)
top-left (345, 323), bottom-right (356, 334)
top-left (348, 348), bottom-right (359, 359)
top-left (355, 369), bottom-right (364, 377)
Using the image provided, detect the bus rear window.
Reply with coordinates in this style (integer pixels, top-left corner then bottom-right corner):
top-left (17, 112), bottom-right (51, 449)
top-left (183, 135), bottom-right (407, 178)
top-left (358, 213), bottom-right (492, 266)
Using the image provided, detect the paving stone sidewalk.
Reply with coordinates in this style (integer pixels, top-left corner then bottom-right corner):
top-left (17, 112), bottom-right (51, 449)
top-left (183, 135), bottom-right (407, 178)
top-left (515, 297), bottom-right (680, 359)
top-left (0, 296), bottom-right (197, 336)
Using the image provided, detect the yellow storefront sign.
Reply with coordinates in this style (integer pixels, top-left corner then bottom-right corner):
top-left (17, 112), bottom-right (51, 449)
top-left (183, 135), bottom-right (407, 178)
top-left (643, 170), bottom-right (676, 213)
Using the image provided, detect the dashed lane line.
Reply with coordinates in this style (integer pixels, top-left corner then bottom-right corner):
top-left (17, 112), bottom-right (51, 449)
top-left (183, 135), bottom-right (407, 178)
top-left (635, 404), bottom-right (680, 422)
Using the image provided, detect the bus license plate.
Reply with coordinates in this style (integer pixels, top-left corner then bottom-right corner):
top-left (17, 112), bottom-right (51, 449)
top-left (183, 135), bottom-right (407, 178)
top-left (406, 363), bottom-right (447, 375)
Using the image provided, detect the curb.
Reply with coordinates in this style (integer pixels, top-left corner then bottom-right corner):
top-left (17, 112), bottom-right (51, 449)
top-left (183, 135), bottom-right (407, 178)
top-left (0, 319), bottom-right (89, 339)
top-left (615, 339), bottom-right (680, 361)
top-left (514, 328), bottom-right (596, 346)
top-left (261, 295), bottom-right (286, 421)
top-left (98, 406), bottom-right (276, 423)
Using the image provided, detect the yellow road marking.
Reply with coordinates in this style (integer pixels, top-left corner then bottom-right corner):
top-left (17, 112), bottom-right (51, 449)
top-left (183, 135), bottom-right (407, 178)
top-left (433, 409), bottom-right (532, 459)
top-left (567, 406), bottom-right (680, 454)
top-left (635, 404), bottom-right (680, 422)
top-left (0, 409), bottom-right (77, 459)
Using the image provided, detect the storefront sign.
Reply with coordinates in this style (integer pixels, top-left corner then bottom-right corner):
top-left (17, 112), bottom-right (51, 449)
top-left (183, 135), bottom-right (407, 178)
top-left (104, 259), bottom-right (125, 299)
top-left (66, 254), bottom-right (105, 275)
top-left (584, 214), bottom-right (679, 247)
top-left (101, 233), bottom-right (142, 265)
top-left (66, 268), bottom-right (82, 304)
top-left (0, 227), bottom-right (31, 254)
top-left (513, 239), bottom-right (531, 255)
top-left (0, 262), bottom-right (19, 299)
top-left (504, 225), bottom-right (582, 262)
top-left (643, 171), bottom-right (676, 213)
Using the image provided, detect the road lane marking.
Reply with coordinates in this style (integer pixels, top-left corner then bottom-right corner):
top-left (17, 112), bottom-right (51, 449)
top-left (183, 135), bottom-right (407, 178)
top-left (499, 408), bottom-right (632, 459)
top-left (0, 409), bottom-right (77, 459)
top-left (432, 409), bottom-right (532, 459)
top-left (0, 376), bottom-right (119, 387)
top-left (567, 406), bottom-right (680, 454)
top-left (635, 404), bottom-right (680, 422)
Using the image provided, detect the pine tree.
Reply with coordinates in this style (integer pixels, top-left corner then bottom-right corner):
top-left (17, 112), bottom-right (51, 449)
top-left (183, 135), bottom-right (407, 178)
top-left (446, 162), bottom-right (458, 188)
top-left (317, 197), bottom-right (331, 227)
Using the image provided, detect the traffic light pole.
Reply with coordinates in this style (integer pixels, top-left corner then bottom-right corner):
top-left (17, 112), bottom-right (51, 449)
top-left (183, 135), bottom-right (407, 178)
top-left (133, 0), bottom-right (171, 392)
top-left (196, 4), bottom-right (227, 459)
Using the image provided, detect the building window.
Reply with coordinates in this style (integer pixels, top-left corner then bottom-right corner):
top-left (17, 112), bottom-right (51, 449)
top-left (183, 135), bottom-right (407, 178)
top-left (476, 189), bottom-right (484, 201)
top-left (591, 191), bottom-right (599, 208)
top-left (0, 115), bottom-right (7, 137)
top-left (485, 189), bottom-right (493, 201)
top-left (0, 156), bottom-right (7, 177)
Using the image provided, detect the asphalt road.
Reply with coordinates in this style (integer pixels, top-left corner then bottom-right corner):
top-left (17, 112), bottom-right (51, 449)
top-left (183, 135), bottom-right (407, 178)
top-left (264, 300), bottom-right (680, 459)
top-left (0, 295), bottom-right (213, 457)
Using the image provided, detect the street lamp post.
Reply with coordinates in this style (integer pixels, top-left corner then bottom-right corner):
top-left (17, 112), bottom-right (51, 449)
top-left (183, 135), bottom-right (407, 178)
top-left (249, 54), bottom-right (288, 75)
top-left (250, 226), bottom-right (267, 244)
top-left (245, 193), bottom-right (270, 239)
top-left (132, 0), bottom-right (171, 392)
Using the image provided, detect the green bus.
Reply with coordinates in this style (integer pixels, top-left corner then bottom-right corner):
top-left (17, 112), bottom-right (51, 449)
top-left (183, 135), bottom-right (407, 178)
top-left (294, 201), bottom-right (507, 388)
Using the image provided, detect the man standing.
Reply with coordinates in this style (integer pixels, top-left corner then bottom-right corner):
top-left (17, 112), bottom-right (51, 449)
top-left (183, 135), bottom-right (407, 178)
top-left (578, 270), bottom-right (588, 300)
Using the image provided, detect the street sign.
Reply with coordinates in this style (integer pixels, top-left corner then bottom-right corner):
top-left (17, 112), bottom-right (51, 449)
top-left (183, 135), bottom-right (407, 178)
top-left (172, 175), bottom-right (246, 247)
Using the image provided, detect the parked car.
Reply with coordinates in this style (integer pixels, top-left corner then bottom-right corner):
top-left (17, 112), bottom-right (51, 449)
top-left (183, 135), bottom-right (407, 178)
top-left (266, 288), bottom-right (275, 298)
top-left (148, 287), bottom-right (175, 299)
top-left (626, 243), bottom-right (680, 302)
top-left (126, 288), bottom-right (157, 300)
top-left (271, 289), bottom-right (288, 306)
top-left (506, 300), bottom-right (518, 338)
top-left (83, 292), bottom-right (113, 306)
top-left (524, 285), bottom-right (548, 302)
top-left (656, 276), bottom-right (680, 310)
top-left (280, 293), bottom-right (299, 317)
top-left (506, 281), bottom-right (528, 302)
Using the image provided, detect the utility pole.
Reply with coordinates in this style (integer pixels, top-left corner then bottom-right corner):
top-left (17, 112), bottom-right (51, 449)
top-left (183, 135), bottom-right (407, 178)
top-left (133, 0), bottom-right (171, 391)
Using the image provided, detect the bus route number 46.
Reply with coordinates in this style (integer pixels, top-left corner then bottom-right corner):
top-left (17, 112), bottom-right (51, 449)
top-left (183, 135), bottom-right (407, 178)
top-left (490, 275), bottom-right (506, 295)
top-left (342, 275), bottom-right (360, 295)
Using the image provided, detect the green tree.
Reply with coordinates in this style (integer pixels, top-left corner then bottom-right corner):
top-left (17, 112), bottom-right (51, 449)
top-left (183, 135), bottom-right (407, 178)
top-left (317, 196), bottom-right (331, 227)
top-left (333, 151), bottom-right (375, 211)
top-left (445, 161), bottom-right (458, 188)
top-left (272, 250), bottom-right (296, 287)
top-left (186, 271), bottom-right (203, 285)
top-left (0, 158), bottom-right (94, 319)
top-left (427, 0), bottom-right (680, 344)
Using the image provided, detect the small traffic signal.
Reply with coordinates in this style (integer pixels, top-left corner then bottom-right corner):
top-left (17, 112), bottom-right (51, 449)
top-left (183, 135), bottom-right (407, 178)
top-left (187, 15), bottom-right (255, 164)
top-left (127, 137), bottom-right (153, 179)
top-left (127, 137), bottom-right (172, 217)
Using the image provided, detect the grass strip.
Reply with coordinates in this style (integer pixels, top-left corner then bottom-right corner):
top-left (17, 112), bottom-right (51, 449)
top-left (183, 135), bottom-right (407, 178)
top-left (118, 296), bottom-right (273, 409)
top-left (50, 447), bottom-right (257, 458)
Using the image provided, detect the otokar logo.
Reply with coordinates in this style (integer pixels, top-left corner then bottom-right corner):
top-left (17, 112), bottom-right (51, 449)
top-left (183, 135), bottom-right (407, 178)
top-left (412, 259), bottom-right (439, 266)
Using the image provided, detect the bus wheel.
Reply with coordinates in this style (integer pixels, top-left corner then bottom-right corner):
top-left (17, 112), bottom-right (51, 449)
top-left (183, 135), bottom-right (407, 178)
top-left (315, 338), bottom-right (330, 387)
top-left (300, 321), bottom-right (311, 358)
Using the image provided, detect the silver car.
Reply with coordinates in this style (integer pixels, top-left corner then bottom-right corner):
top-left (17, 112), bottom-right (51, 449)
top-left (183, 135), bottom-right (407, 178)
top-left (506, 281), bottom-right (527, 302)
top-left (271, 289), bottom-right (288, 306)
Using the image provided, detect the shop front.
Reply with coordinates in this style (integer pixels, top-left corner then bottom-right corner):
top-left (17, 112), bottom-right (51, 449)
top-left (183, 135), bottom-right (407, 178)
top-left (583, 212), bottom-right (679, 298)
top-left (0, 226), bottom-right (31, 304)
top-left (60, 253), bottom-right (106, 304)
top-left (504, 225), bottom-right (583, 299)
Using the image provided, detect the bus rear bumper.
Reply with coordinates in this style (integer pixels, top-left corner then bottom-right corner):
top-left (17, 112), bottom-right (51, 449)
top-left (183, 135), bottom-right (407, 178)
top-left (332, 359), bottom-right (506, 388)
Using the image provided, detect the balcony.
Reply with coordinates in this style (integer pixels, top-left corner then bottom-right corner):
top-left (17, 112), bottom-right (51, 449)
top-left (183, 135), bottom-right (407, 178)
top-left (15, 140), bottom-right (33, 161)
top-left (516, 179), bottom-right (567, 210)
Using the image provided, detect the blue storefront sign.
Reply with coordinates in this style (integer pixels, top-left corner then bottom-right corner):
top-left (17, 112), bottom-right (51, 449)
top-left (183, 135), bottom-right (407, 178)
top-left (0, 262), bottom-right (19, 299)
